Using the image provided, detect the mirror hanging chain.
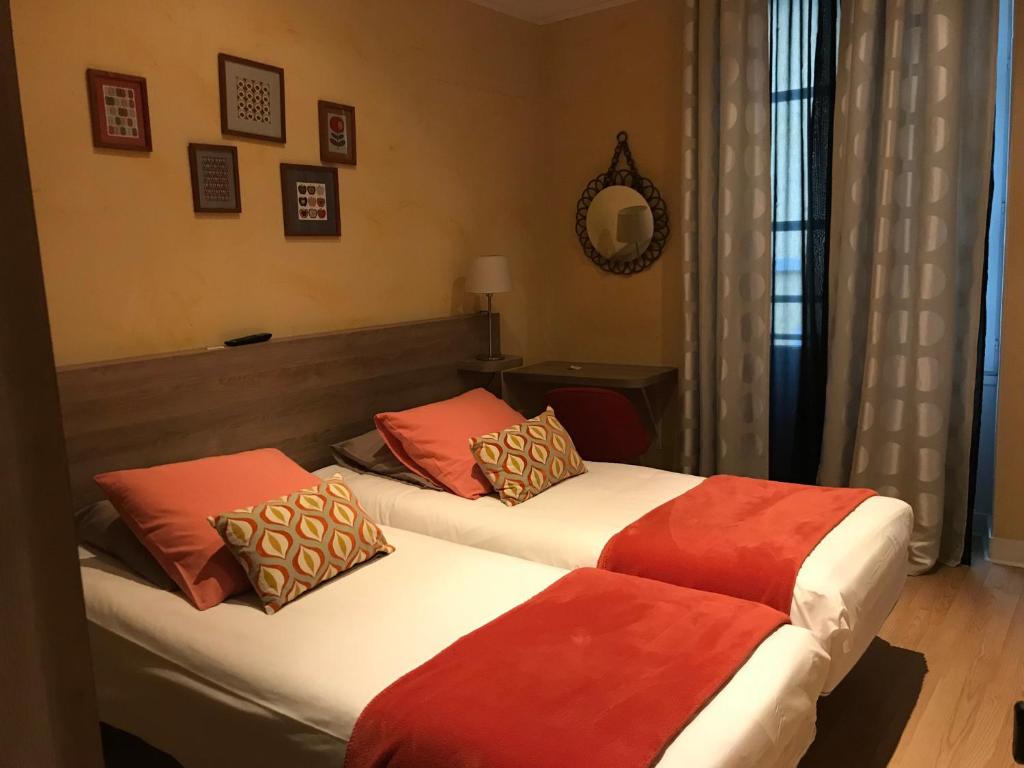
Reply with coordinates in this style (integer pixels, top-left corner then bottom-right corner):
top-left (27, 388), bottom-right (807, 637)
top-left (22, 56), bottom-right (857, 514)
top-left (604, 131), bottom-right (640, 188)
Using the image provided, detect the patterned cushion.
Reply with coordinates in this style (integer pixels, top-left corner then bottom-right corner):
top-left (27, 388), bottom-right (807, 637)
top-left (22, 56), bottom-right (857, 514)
top-left (209, 475), bottom-right (394, 614)
top-left (469, 408), bottom-right (586, 506)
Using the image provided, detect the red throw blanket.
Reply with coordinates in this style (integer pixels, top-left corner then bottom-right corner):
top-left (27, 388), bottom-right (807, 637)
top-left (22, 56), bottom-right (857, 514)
top-left (599, 475), bottom-right (877, 613)
top-left (345, 568), bottom-right (787, 768)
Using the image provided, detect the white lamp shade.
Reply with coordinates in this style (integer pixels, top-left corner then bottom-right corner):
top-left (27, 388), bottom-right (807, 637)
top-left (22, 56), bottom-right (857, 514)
top-left (466, 255), bottom-right (512, 294)
top-left (617, 205), bottom-right (649, 243)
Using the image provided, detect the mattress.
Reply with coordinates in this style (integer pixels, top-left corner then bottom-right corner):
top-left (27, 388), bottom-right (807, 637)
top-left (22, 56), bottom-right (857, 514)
top-left (315, 462), bottom-right (913, 693)
top-left (81, 527), bottom-right (828, 768)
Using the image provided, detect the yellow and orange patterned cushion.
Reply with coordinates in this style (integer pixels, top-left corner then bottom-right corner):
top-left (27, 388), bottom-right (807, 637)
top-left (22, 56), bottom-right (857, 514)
top-left (209, 474), bottom-right (394, 614)
top-left (469, 407), bottom-right (586, 506)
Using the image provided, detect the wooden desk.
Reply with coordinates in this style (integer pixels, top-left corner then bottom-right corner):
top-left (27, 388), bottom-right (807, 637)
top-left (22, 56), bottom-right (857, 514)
top-left (457, 355), bottom-right (523, 397)
top-left (502, 361), bottom-right (679, 470)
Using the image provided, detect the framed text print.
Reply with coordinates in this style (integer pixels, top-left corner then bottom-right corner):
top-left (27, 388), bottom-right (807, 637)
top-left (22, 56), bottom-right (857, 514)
top-left (280, 163), bottom-right (339, 236)
top-left (318, 100), bottom-right (356, 165)
top-left (218, 53), bottom-right (285, 143)
top-left (188, 143), bottom-right (241, 213)
top-left (86, 69), bottom-right (152, 151)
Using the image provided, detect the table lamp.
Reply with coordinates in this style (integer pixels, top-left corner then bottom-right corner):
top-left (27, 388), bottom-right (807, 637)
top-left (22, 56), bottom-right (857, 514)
top-left (467, 255), bottom-right (511, 361)
top-left (617, 205), bottom-right (649, 261)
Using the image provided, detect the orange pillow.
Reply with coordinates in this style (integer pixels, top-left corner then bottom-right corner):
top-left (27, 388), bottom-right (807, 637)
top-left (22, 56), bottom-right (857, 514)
top-left (375, 388), bottom-right (525, 498)
top-left (95, 448), bottom-right (318, 610)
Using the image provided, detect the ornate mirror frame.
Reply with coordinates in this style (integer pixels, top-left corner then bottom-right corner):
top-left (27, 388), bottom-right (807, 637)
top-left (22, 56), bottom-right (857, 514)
top-left (575, 131), bottom-right (670, 275)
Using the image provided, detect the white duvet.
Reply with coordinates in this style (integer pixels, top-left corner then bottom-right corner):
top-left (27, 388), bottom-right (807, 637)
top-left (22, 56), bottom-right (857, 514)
top-left (80, 527), bottom-right (828, 768)
top-left (316, 461), bottom-right (913, 692)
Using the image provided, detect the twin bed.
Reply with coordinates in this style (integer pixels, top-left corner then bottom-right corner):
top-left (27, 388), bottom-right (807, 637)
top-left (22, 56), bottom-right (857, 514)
top-left (81, 528), bottom-right (829, 768)
top-left (60, 316), bottom-right (915, 767)
top-left (316, 460), bottom-right (913, 693)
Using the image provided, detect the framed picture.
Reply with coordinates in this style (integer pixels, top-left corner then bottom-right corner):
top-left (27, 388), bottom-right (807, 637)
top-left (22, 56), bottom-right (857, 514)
top-left (187, 143), bottom-right (241, 213)
top-left (280, 163), bottom-right (340, 236)
top-left (86, 69), bottom-right (152, 151)
top-left (218, 53), bottom-right (285, 143)
top-left (318, 100), bottom-right (357, 165)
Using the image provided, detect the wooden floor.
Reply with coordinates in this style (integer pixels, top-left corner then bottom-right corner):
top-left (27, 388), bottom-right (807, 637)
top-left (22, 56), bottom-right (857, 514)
top-left (802, 549), bottom-right (1024, 767)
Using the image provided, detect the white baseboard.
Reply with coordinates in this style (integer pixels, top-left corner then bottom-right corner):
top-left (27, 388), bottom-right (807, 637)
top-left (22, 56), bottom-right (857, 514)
top-left (987, 535), bottom-right (1024, 568)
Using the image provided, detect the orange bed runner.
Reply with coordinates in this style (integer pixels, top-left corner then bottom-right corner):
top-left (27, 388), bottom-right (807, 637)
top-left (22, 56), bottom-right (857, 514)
top-left (345, 568), bottom-right (787, 768)
top-left (599, 475), bottom-right (876, 613)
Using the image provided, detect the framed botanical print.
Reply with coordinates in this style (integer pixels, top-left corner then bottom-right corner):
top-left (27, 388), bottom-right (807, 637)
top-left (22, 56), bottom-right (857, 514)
top-left (318, 100), bottom-right (356, 165)
top-left (280, 163), bottom-right (340, 236)
top-left (218, 53), bottom-right (285, 143)
top-left (188, 143), bottom-right (241, 213)
top-left (86, 69), bottom-right (152, 151)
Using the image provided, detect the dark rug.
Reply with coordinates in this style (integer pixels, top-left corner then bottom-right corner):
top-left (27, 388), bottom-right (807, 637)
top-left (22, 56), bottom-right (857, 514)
top-left (101, 723), bottom-right (180, 768)
top-left (800, 638), bottom-right (927, 767)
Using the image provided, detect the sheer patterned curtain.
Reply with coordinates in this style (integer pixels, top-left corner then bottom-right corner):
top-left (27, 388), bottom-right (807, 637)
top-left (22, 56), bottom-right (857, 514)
top-left (818, 0), bottom-right (999, 571)
top-left (680, 0), bottom-right (773, 478)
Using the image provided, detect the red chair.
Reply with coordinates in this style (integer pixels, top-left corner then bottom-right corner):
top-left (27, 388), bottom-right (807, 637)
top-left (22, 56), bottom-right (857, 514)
top-left (545, 387), bottom-right (652, 463)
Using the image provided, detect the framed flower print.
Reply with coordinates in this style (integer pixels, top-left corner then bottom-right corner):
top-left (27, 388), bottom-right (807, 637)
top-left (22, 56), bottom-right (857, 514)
top-left (318, 100), bottom-right (356, 165)
top-left (280, 163), bottom-right (340, 237)
top-left (188, 143), bottom-right (241, 213)
top-left (86, 69), bottom-right (152, 151)
top-left (218, 53), bottom-right (285, 143)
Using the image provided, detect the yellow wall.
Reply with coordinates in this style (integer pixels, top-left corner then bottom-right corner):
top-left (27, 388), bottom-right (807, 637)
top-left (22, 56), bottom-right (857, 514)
top-left (21, 0), bottom-right (1023, 538)
top-left (11, 0), bottom-right (541, 365)
top-left (12, 0), bottom-right (684, 369)
top-left (532, 0), bottom-right (684, 365)
top-left (993, 1), bottom-right (1024, 541)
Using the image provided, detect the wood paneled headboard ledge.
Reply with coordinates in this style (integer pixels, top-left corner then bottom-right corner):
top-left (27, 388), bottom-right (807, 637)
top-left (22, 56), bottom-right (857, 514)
top-left (57, 313), bottom-right (492, 507)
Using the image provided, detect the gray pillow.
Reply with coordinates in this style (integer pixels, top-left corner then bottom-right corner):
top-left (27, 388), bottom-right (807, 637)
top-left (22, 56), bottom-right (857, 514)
top-left (75, 500), bottom-right (178, 591)
top-left (330, 429), bottom-right (442, 491)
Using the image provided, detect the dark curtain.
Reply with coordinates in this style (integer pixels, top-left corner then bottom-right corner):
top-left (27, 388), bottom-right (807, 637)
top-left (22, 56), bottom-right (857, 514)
top-left (791, 0), bottom-right (837, 482)
top-left (769, 0), bottom-right (838, 483)
top-left (963, 141), bottom-right (997, 565)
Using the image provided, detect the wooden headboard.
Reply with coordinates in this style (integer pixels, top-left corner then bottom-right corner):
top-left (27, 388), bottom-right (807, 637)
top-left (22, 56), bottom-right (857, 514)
top-left (57, 314), bottom-right (492, 507)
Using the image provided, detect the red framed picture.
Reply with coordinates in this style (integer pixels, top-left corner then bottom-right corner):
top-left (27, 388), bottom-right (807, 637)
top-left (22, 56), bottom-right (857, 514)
top-left (318, 100), bottom-right (356, 165)
top-left (86, 69), bottom-right (152, 151)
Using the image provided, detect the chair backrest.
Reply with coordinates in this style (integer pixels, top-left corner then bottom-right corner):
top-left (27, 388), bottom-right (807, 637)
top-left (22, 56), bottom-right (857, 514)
top-left (545, 387), bottom-right (652, 464)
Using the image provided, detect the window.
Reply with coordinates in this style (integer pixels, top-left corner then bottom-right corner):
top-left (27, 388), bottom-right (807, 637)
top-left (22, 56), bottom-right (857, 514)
top-left (769, 0), bottom-right (834, 481)
top-left (769, 0), bottom-right (820, 348)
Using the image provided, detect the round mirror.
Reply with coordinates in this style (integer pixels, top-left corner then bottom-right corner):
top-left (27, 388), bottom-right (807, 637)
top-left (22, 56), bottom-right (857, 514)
top-left (585, 186), bottom-right (654, 261)
top-left (575, 132), bottom-right (670, 276)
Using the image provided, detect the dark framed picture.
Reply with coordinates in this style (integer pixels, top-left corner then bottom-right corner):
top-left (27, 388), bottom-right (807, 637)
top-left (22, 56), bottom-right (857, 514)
top-left (280, 163), bottom-right (340, 236)
top-left (318, 100), bottom-right (356, 165)
top-left (187, 143), bottom-right (241, 213)
top-left (86, 69), bottom-right (152, 151)
top-left (218, 53), bottom-right (285, 143)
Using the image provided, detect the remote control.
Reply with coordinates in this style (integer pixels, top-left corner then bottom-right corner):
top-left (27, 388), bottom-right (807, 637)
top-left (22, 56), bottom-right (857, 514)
top-left (224, 332), bottom-right (272, 347)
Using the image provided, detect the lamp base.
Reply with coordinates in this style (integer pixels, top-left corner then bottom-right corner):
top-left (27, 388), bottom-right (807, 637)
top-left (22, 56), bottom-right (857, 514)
top-left (476, 353), bottom-right (507, 362)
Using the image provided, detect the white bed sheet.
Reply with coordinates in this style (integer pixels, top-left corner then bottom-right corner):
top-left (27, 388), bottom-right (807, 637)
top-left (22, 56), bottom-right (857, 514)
top-left (315, 461), bottom-right (913, 692)
top-left (81, 527), bottom-right (828, 768)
